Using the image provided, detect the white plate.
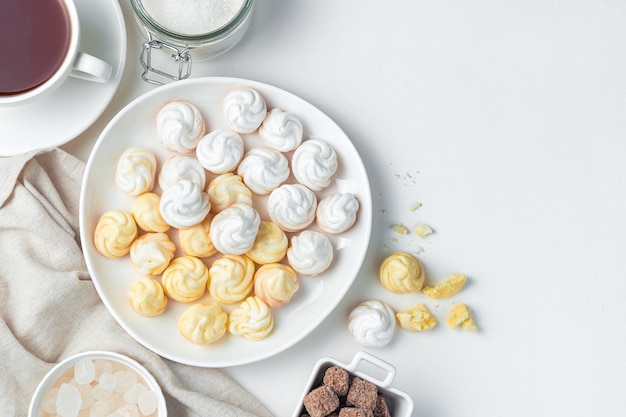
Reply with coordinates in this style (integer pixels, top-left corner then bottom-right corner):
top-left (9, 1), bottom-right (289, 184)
top-left (79, 77), bottom-right (372, 367)
top-left (0, 0), bottom-right (126, 156)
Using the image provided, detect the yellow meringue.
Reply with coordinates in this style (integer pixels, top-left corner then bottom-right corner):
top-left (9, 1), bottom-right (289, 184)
top-left (178, 215), bottom-right (217, 258)
top-left (130, 232), bottom-right (176, 276)
top-left (253, 263), bottom-right (299, 308)
top-left (208, 254), bottom-right (255, 304)
top-left (228, 296), bottom-right (274, 340)
top-left (132, 192), bottom-right (170, 233)
top-left (246, 221), bottom-right (288, 264)
top-left (379, 252), bottom-right (425, 293)
top-left (128, 276), bottom-right (167, 316)
top-left (161, 256), bottom-right (209, 302)
top-left (206, 173), bottom-right (252, 213)
top-left (94, 210), bottom-right (138, 258)
top-left (178, 302), bottom-right (227, 344)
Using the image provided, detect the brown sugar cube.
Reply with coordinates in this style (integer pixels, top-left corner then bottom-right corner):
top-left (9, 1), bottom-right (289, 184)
top-left (346, 377), bottom-right (378, 410)
top-left (373, 394), bottom-right (391, 417)
top-left (303, 386), bottom-right (340, 417)
top-left (338, 408), bottom-right (374, 417)
top-left (323, 366), bottom-right (350, 396)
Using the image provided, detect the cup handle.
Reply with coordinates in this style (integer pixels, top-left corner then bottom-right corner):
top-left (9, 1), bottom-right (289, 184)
top-left (70, 52), bottom-right (113, 83)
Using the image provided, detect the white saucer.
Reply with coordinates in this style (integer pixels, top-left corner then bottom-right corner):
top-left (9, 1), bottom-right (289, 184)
top-left (0, 0), bottom-right (127, 156)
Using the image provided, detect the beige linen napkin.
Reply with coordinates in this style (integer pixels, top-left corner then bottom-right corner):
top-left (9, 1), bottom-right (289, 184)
top-left (0, 148), bottom-right (273, 417)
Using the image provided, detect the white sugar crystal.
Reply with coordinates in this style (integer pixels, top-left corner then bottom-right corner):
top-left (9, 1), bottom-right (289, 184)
top-left (72, 381), bottom-right (94, 410)
top-left (42, 387), bottom-right (59, 414)
top-left (74, 359), bottom-right (95, 385)
top-left (94, 360), bottom-right (113, 378)
top-left (89, 401), bottom-right (110, 417)
top-left (114, 404), bottom-right (140, 417)
top-left (123, 383), bottom-right (147, 404)
top-left (107, 392), bottom-right (125, 410)
top-left (56, 383), bottom-right (82, 417)
top-left (142, 0), bottom-right (244, 35)
top-left (91, 383), bottom-right (113, 401)
top-left (98, 372), bottom-right (118, 391)
top-left (114, 371), bottom-right (137, 393)
top-left (137, 391), bottom-right (157, 415)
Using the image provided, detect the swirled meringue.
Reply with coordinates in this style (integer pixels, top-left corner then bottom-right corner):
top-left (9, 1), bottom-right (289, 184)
top-left (130, 232), bottom-right (176, 276)
top-left (161, 256), bottom-right (209, 302)
top-left (206, 173), bottom-right (252, 213)
top-left (223, 88), bottom-right (267, 134)
top-left (237, 148), bottom-right (290, 195)
top-left (267, 184), bottom-right (317, 232)
top-left (292, 139), bottom-right (338, 191)
top-left (379, 252), bottom-right (425, 293)
top-left (246, 221), bottom-right (288, 264)
top-left (128, 276), bottom-right (167, 317)
top-left (253, 263), bottom-right (299, 308)
top-left (178, 302), bottom-right (227, 344)
top-left (156, 100), bottom-right (206, 153)
top-left (287, 230), bottom-right (333, 276)
top-left (196, 129), bottom-right (244, 174)
top-left (94, 210), bottom-right (137, 258)
top-left (208, 254), bottom-right (255, 304)
top-left (131, 192), bottom-right (170, 233)
top-left (258, 108), bottom-right (303, 152)
top-left (209, 203), bottom-right (260, 255)
top-left (115, 147), bottom-right (157, 196)
top-left (228, 296), bottom-right (274, 340)
top-left (178, 215), bottom-right (217, 258)
top-left (159, 179), bottom-right (210, 229)
top-left (158, 155), bottom-right (206, 191)
top-left (348, 300), bottom-right (396, 348)
top-left (316, 193), bottom-right (360, 234)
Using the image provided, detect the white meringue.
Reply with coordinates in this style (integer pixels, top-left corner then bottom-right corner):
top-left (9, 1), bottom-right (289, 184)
top-left (158, 155), bottom-right (206, 191)
top-left (115, 147), bottom-right (157, 196)
top-left (206, 173), bottom-right (253, 213)
top-left (196, 129), bottom-right (244, 174)
top-left (258, 108), bottom-right (303, 152)
top-left (209, 203), bottom-right (260, 255)
top-left (292, 139), bottom-right (338, 191)
top-left (237, 147), bottom-right (290, 195)
top-left (316, 193), bottom-right (360, 234)
top-left (348, 300), bottom-right (396, 348)
top-left (159, 179), bottom-right (210, 228)
top-left (287, 230), bottom-right (333, 276)
top-left (223, 88), bottom-right (267, 134)
top-left (267, 184), bottom-right (317, 232)
top-left (156, 100), bottom-right (206, 153)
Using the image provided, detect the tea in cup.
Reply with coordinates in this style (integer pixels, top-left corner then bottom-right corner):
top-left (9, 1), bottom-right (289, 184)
top-left (0, 0), bottom-right (113, 106)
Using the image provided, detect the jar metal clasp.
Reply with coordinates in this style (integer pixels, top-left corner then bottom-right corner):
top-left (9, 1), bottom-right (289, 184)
top-left (140, 32), bottom-right (192, 86)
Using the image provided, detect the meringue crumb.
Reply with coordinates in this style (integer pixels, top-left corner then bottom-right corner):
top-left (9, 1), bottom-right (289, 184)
top-left (423, 273), bottom-right (467, 299)
top-left (410, 202), bottom-right (422, 211)
top-left (392, 224), bottom-right (409, 234)
top-left (446, 303), bottom-right (477, 331)
top-left (414, 223), bottom-right (433, 237)
top-left (396, 303), bottom-right (437, 332)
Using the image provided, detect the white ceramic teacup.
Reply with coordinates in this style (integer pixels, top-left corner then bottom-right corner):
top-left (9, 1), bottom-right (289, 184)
top-left (0, 0), bottom-right (112, 106)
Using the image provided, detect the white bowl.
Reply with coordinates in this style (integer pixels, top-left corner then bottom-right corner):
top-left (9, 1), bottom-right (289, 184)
top-left (292, 351), bottom-right (414, 417)
top-left (28, 351), bottom-right (167, 417)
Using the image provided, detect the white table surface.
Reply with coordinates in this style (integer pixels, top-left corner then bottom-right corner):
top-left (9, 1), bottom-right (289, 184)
top-left (62, 1), bottom-right (626, 416)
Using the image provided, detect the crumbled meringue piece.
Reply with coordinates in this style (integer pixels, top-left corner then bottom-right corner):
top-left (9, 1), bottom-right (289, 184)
top-left (158, 155), bottom-right (206, 191)
top-left (209, 203), bottom-right (260, 255)
top-left (159, 179), bottom-right (210, 229)
top-left (348, 300), bottom-right (396, 348)
top-left (237, 147), bottom-right (290, 195)
top-left (115, 147), bottom-right (157, 196)
top-left (228, 296), bottom-right (274, 340)
top-left (316, 193), bottom-right (360, 234)
top-left (259, 108), bottom-right (303, 152)
top-left (196, 129), bottom-right (244, 174)
top-left (287, 230), bottom-right (333, 276)
top-left (292, 139), bottom-right (337, 191)
top-left (223, 88), bottom-right (267, 134)
top-left (267, 184), bottom-right (317, 232)
top-left (156, 100), bottom-right (206, 152)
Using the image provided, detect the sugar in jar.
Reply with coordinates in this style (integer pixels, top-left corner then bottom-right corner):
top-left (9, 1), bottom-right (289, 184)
top-left (130, 0), bottom-right (255, 84)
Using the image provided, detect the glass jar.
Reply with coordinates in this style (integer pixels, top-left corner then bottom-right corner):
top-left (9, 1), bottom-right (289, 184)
top-left (130, 0), bottom-right (255, 85)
